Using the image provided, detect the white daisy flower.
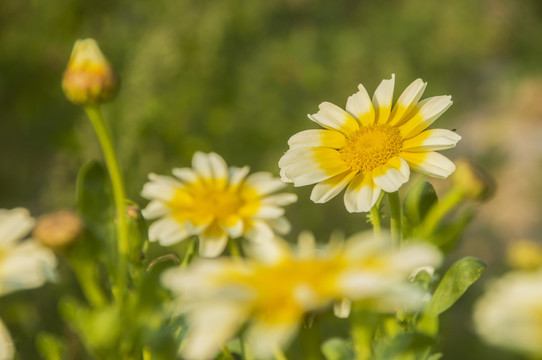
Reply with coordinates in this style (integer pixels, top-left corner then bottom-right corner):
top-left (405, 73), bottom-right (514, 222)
top-left (141, 152), bottom-right (297, 257)
top-left (279, 75), bottom-right (460, 212)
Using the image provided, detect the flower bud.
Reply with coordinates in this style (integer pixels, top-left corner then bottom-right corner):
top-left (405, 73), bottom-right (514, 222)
top-left (33, 211), bottom-right (82, 249)
top-left (507, 239), bottom-right (542, 271)
top-left (62, 39), bottom-right (118, 106)
top-left (451, 158), bottom-right (495, 201)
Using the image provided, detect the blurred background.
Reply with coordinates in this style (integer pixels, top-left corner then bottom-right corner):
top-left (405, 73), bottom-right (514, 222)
top-left (1, 0), bottom-right (542, 358)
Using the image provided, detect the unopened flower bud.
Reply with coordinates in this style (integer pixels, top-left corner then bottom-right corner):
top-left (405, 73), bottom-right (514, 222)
top-left (507, 239), bottom-right (542, 271)
top-left (451, 158), bottom-right (495, 201)
top-left (33, 211), bottom-right (82, 249)
top-left (62, 39), bottom-right (118, 106)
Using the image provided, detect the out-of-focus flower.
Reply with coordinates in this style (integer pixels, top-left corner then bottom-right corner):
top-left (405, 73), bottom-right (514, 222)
top-left (0, 208), bottom-right (57, 296)
top-left (0, 318), bottom-right (13, 360)
top-left (62, 38), bottom-right (118, 106)
top-left (473, 270), bottom-right (542, 357)
top-left (507, 239), bottom-right (542, 271)
top-left (279, 75), bottom-right (460, 212)
top-left (451, 158), bottom-right (495, 201)
top-left (141, 152), bottom-right (297, 257)
top-left (162, 232), bottom-right (441, 359)
top-left (33, 210), bottom-right (82, 249)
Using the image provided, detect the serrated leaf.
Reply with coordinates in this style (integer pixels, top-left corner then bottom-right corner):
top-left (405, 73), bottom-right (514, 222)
top-left (426, 257), bottom-right (486, 316)
top-left (321, 338), bottom-right (355, 360)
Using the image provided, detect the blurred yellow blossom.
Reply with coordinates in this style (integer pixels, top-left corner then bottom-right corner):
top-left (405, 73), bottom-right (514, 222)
top-left (162, 232), bottom-right (441, 359)
top-left (451, 158), bottom-right (495, 201)
top-left (141, 152), bottom-right (297, 257)
top-left (279, 76), bottom-right (460, 212)
top-left (507, 239), bottom-right (542, 270)
top-left (62, 38), bottom-right (118, 106)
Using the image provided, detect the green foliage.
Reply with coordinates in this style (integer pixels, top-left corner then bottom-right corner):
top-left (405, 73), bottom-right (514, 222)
top-left (322, 338), bottom-right (355, 360)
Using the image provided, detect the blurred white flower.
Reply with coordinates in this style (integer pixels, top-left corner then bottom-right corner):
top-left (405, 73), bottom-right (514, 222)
top-left (141, 152), bottom-right (297, 257)
top-left (162, 232), bottom-right (441, 359)
top-left (474, 270), bottom-right (542, 357)
top-left (0, 208), bottom-right (57, 296)
top-left (0, 319), bottom-right (13, 360)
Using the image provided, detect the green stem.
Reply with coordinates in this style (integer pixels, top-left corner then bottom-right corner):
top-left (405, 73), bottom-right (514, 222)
top-left (350, 307), bottom-right (380, 360)
top-left (181, 237), bottom-right (196, 268)
top-left (299, 316), bottom-right (324, 360)
top-left (228, 238), bottom-right (242, 258)
top-left (84, 106), bottom-right (128, 302)
top-left (388, 191), bottom-right (401, 247)
top-left (421, 186), bottom-right (465, 238)
top-left (273, 348), bottom-right (287, 360)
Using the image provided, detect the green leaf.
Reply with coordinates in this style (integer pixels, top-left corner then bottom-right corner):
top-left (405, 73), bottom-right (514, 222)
top-left (321, 338), bottom-right (355, 360)
top-left (125, 200), bottom-right (148, 266)
top-left (426, 257), bottom-right (486, 316)
top-left (372, 333), bottom-right (435, 360)
top-left (404, 182), bottom-right (438, 226)
top-left (431, 210), bottom-right (475, 251)
top-left (36, 332), bottom-right (64, 360)
top-left (76, 160), bottom-right (115, 245)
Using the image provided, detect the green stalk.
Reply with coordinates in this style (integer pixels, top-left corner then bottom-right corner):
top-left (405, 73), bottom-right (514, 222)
top-left (228, 238), bottom-right (242, 258)
top-left (388, 191), bottom-right (401, 247)
top-left (299, 317), bottom-right (324, 360)
top-left (369, 192), bottom-right (385, 237)
top-left (421, 186), bottom-right (465, 238)
top-left (273, 348), bottom-right (287, 360)
top-left (84, 105), bottom-right (128, 301)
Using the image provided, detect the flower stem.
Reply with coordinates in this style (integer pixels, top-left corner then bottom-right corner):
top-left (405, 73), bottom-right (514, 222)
top-left (421, 186), bottom-right (465, 238)
top-left (273, 348), bottom-right (287, 360)
top-left (388, 191), bottom-right (401, 246)
top-left (369, 193), bottom-right (385, 237)
top-left (228, 238), bottom-right (242, 258)
top-left (84, 105), bottom-right (128, 302)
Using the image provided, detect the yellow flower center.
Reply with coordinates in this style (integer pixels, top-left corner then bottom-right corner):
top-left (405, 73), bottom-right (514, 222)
top-left (339, 125), bottom-right (403, 174)
top-left (168, 182), bottom-right (260, 225)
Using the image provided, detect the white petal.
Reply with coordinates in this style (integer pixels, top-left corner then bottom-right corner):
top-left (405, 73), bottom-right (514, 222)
top-left (220, 217), bottom-right (244, 239)
top-left (310, 171), bottom-right (356, 203)
top-left (148, 217), bottom-right (189, 246)
top-left (346, 84), bottom-right (375, 126)
top-left (343, 173), bottom-right (381, 213)
top-left (402, 129), bottom-right (461, 152)
top-left (262, 193), bottom-right (298, 206)
top-left (389, 78), bottom-right (427, 125)
top-left (308, 102), bottom-right (359, 134)
top-left (192, 151), bottom-right (213, 179)
top-left (245, 172), bottom-right (285, 195)
top-left (198, 225), bottom-right (229, 257)
top-left (401, 152), bottom-right (456, 179)
top-left (373, 157), bottom-right (410, 193)
top-left (0, 241), bottom-right (57, 296)
top-left (254, 205), bottom-right (284, 219)
top-left (0, 208), bottom-right (35, 246)
top-left (229, 166), bottom-right (250, 187)
top-left (400, 96), bottom-right (453, 138)
top-left (267, 217), bottom-right (291, 235)
top-left (246, 321), bottom-right (299, 359)
top-left (287, 129), bottom-right (345, 149)
top-left (141, 200), bottom-right (170, 219)
top-left (172, 167), bottom-right (199, 184)
top-left (244, 220), bottom-right (274, 243)
top-left (0, 319), bottom-right (14, 360)
top-left (208, 152), bottom-right (228, 180)
top-left (372, 74), bottom-right (395, 124)
top-left (333, 298), bottom-right (352, 318)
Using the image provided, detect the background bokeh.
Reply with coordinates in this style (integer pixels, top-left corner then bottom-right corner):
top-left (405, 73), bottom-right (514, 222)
top-left (2, 0), bottom-right (542, 358)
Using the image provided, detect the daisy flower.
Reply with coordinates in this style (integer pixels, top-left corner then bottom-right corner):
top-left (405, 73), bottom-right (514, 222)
top-left (0, 208), bottom-right (57, 296)
top-left (473, 270), bottom-right (542, 357)
top-left (162, 232), bottom-right (441, 359)
top-left (141, 152), bottom-right (297, 257)
top-left (279, 75), bottom-right (461, 212)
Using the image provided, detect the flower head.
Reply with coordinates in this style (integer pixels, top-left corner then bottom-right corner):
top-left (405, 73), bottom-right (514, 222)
top-left (141, 152), bottom-right (297, 257)
top-left (0, 208), bottom-right (57, 297)
top-left (279, 75), bottom-right (460, 212)
top-left (162, 232), bottom-right (441, 359)
top-left (474, 270), bottom-right (542, 356)
top-left (62, 38), bottom-right (118, 106)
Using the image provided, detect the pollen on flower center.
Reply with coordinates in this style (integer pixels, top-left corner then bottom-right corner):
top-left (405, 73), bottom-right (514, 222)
top-left (339, 125), bottom-right (403, 174)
